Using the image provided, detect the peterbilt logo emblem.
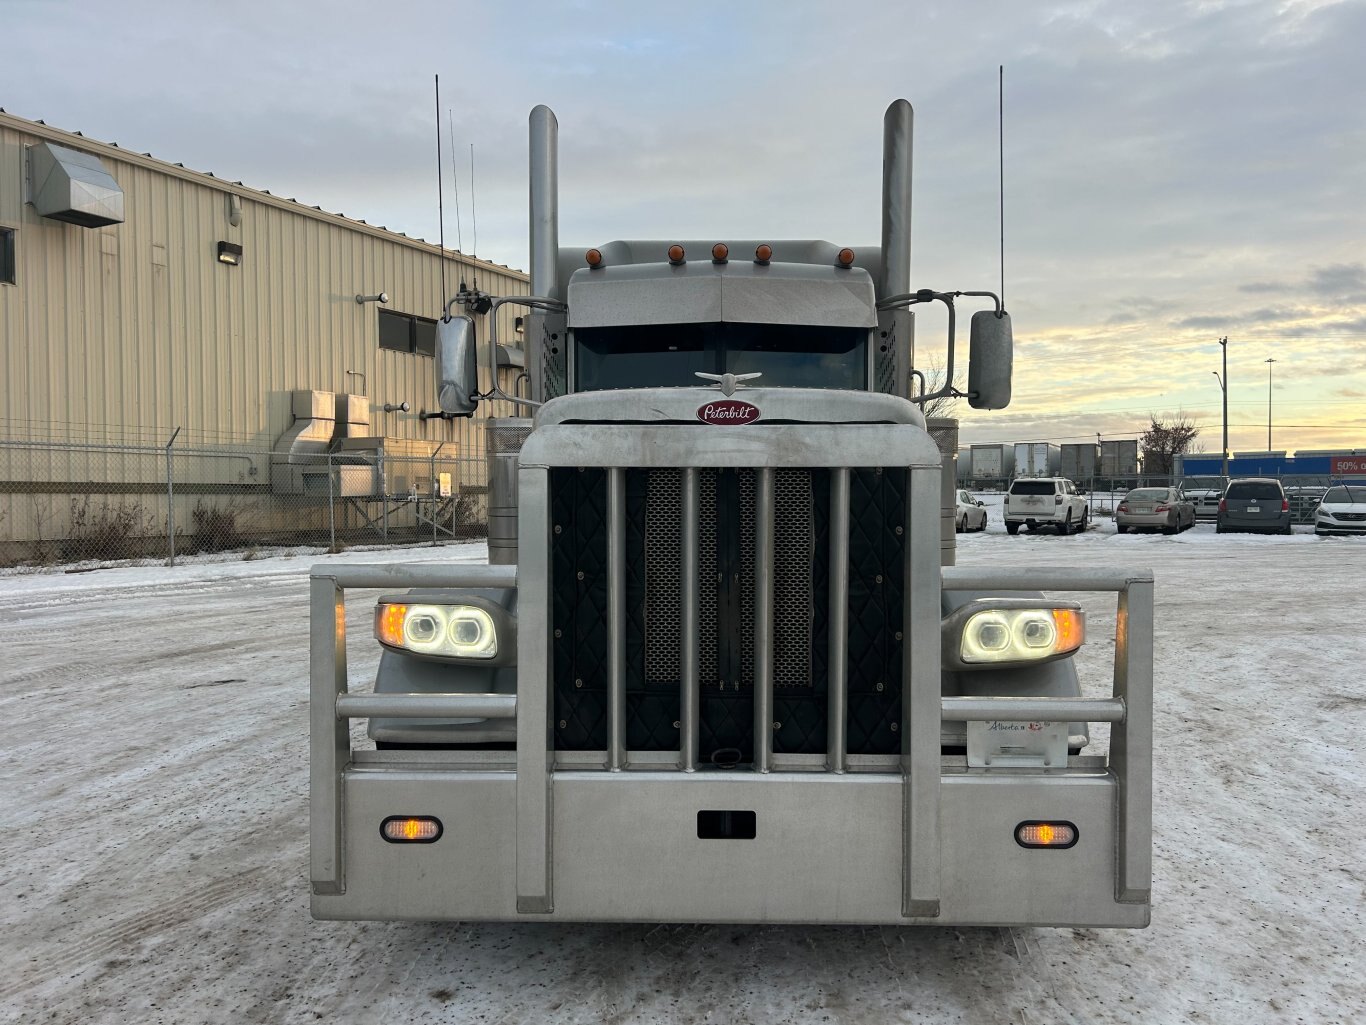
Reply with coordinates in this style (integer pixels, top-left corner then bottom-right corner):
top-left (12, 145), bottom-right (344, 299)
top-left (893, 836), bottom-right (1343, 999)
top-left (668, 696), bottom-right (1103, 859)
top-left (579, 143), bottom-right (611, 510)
top-left (697, 400), bottom-right (761, 425)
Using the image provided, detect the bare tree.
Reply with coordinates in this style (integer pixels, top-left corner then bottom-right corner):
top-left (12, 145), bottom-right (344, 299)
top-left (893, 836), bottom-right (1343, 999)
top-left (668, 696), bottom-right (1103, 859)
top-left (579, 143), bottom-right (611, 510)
top-left (913, 360), bottom-right (962, 422)
top-left (1140, 413), bottom-right (1201, 476)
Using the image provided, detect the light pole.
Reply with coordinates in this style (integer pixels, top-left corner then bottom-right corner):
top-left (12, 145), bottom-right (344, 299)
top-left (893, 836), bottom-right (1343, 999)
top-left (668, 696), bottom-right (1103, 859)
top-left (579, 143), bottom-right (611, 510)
top-left (1213, 337), bottom-right (1229, 478)
top-left (1265, 357), bottom-right (1277, 450)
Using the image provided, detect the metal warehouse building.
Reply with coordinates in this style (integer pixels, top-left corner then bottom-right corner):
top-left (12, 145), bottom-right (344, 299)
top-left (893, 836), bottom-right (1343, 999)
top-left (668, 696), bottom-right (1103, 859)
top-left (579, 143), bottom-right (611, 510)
top-left (0, 110), bottom-right (527, 564)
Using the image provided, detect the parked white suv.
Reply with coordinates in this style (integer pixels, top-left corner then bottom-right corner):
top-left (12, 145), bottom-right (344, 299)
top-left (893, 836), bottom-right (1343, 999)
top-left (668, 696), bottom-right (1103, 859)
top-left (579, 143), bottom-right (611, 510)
top-left (1004, 477), bottom-right (1090, 535)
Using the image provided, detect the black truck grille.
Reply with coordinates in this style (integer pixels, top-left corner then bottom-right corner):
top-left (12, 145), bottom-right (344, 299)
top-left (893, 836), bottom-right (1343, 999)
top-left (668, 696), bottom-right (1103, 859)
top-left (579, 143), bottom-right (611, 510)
top-left (550, 466), bottom-right (907, 763)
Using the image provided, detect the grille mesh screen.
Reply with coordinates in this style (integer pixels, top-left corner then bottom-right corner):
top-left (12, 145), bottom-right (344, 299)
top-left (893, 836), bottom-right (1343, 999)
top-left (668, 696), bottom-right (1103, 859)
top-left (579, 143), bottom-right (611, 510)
top-left (643, 468), bottom-right (813, 690)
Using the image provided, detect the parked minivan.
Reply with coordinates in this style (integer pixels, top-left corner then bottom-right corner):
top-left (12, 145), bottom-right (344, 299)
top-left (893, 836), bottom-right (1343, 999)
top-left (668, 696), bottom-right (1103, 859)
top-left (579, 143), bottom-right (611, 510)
top-left (1216, 478), bottom-right (1292, 534)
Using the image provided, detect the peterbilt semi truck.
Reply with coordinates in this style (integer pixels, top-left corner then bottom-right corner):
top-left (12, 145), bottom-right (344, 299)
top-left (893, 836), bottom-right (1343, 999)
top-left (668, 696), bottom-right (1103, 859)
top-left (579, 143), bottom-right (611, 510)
top-left (310, 101), bottom-right (1153, 927)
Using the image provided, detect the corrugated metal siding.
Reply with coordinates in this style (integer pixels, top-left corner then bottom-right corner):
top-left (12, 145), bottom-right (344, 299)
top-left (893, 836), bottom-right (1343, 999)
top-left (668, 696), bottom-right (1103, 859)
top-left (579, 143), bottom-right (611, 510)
top-left (0, 114), bottom-right (526, 456)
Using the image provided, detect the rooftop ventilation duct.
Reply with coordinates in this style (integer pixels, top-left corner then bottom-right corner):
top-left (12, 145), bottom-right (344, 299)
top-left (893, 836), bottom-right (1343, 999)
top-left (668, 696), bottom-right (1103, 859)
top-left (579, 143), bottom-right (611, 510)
top-left (27, 141), bottom-right (125, 228)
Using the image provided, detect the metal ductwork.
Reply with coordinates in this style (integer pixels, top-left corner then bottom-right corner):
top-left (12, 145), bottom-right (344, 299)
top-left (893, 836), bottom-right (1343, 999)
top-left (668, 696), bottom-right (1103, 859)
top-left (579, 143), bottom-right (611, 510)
top-left (878, 100), bottom-right (913, 301)
top-left (28, 141), bottom-right (125, 228)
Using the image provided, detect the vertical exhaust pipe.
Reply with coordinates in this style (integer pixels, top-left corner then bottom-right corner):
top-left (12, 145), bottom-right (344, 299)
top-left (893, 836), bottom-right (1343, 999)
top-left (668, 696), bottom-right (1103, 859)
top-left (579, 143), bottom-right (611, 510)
top-left (879, 99), bottom-right (914, 301)
top-left (529, 105), bottom-right (560, 301)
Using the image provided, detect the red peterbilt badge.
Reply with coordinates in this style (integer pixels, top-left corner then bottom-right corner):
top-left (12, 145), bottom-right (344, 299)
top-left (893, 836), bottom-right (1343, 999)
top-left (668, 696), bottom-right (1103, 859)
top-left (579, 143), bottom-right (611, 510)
top-left (697, 400), bottom-right (761, 425)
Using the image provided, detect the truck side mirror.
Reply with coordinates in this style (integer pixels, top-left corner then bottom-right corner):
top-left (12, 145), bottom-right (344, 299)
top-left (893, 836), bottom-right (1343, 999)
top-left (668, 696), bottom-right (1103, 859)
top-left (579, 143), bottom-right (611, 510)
top-left (436, 315), bottom-right (480, 416)
top-left (967, 310), bottom-right (1012, 410)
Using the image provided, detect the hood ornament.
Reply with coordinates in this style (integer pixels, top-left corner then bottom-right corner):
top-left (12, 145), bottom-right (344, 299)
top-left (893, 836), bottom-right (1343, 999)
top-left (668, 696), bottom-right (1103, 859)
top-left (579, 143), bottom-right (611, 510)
top-left (695, 371), bottom-right (762, 397)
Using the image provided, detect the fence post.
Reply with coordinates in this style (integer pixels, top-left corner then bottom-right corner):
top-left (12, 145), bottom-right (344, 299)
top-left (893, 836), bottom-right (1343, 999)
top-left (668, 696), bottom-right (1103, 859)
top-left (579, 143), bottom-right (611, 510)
top-left (165, 427), bottom-right (181, 567)
top-left (431, 442), bottom-right (445, 547)
top-left (328, 452), bottom-right (336, 552)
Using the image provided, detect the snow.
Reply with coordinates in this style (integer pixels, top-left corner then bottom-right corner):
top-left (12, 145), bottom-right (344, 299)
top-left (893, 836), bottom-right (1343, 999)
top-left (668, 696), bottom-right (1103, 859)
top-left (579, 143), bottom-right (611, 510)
top-left (2, 520), bottom-right (1363, 1025)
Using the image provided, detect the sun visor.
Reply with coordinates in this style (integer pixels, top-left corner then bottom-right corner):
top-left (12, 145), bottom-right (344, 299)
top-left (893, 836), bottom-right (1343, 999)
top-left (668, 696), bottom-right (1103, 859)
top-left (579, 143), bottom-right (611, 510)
top-left (28, 141), bottom-right (125, 228)
top-left (567, 261), bottom-right (876, 329)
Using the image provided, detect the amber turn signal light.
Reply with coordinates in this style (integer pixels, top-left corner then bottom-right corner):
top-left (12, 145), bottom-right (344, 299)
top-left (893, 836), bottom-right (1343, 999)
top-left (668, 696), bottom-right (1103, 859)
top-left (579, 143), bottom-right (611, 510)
top-left (711, 243), bottom-right (729, 263)
top-left (1015, 821), bottom-right (1078, 849)
top-left (381, 816), bottom-right (443, 843)
top-left (754, 244), bottom-right (773, 264)
top-left (668, 244), bottom-right (686, 264)
top-left (836, 247), bottom-right (856, 268)
top-left (585, 248), bottom-right (603, 268)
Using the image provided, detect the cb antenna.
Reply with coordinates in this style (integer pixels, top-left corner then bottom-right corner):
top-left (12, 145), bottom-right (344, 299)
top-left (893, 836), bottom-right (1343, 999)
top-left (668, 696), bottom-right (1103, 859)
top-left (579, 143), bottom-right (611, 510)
top-left (449, 109), bottom-right (463, 254)
top-left (470, 142), bottom-right (479, 291)
top-left (434, 75), bottom-right (447, 314)
top-left (999, 64), bottom-right (1006, 309)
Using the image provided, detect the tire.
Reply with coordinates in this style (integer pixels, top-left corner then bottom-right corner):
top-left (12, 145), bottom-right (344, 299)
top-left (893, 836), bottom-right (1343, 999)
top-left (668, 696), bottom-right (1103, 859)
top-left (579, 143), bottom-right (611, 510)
top-left (1006, 522), bottom-right (1020, 535)
top-left (1079, 509), bottom-right (1090, 532)
top-left (1162, 515), bottom-right (1176, 535)
top-left (1117, 524), bottom-right (1129, 534)
top-left (977, 512), bottom-right (988, 532)
top-left (958, 515), bottom-right (968, 533)
top-left (1059, 512), bottom-right (1072, 536)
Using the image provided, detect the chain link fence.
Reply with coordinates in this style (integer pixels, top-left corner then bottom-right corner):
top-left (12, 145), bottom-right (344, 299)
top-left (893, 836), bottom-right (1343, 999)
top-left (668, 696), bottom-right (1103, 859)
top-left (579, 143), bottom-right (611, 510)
top-left (0, 436), bottom-right (488, 573)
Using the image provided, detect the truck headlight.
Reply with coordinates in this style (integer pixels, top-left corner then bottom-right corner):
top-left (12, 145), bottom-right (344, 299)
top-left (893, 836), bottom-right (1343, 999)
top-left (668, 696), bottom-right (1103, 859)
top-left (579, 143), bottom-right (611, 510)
top-left (376, 602), bottom-right (499, 660)
top-left (942, 599), bottom-right (1084, 670)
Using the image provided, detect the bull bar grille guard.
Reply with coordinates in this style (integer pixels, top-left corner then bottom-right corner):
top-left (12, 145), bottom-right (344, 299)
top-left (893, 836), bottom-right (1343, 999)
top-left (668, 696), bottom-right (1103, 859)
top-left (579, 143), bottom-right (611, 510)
top-left (311, 421), bottom-right (1152, 917)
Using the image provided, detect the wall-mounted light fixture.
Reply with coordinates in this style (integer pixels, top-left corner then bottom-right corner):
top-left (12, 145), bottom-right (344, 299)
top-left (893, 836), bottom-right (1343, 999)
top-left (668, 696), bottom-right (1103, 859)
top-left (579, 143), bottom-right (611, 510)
top-left (217, 241), bottom-right (243, 266)
top-left (382, 401), bottom-right (411, 413)
top-left (514, 316), bottom-right (525, 337)
top-left (355, 291), bottom-right (389, 305)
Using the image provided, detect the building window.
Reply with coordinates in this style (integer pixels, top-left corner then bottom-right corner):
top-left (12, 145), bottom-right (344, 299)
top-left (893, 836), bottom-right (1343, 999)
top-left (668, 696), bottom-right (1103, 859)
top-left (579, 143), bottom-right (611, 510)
top-left (0, 228), bottom-right (14, 285)
top-left (378, 309), bottom-right (438, 356)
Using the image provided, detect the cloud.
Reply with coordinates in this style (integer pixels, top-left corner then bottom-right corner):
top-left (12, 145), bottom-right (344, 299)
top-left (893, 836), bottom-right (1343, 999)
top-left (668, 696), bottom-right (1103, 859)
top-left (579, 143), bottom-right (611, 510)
top-left (1308, 263), bottom-right (1366, 301)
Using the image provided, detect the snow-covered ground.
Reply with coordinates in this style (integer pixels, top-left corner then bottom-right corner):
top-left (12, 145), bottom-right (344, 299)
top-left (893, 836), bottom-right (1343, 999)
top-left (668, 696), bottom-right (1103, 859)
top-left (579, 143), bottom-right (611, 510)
top-left (2, 514), bottom-right (1363, 1025)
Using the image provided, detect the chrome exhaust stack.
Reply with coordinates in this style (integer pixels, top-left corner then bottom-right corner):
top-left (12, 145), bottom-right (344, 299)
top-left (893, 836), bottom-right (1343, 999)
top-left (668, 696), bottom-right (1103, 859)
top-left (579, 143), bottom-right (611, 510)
top-left (878, 99), bottom-right (914, 302)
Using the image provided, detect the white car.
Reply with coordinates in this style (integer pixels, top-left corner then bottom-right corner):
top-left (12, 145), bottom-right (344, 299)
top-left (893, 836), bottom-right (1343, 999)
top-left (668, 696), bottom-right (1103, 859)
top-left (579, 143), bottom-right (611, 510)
top-left (1313, 484), bottom-right (1366, 536)
top-left (1004, 477), bottom-right (1090, 535)
top-left (955, 489), bottom-right (988, 532)
top-left (1179, 476), bottom-right (1228, 521)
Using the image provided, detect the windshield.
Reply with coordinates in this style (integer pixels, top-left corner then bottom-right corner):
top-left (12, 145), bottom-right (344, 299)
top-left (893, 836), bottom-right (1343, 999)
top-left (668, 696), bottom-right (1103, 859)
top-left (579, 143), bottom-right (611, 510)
top-left (1322, 486), bottom-right (1364, 504)
top-left (573, 322), bottom-right (869, 391)
top-left (1181, 477), bottom-right (1225, 491)
top-left (1125, 489), bottom-right (1169, 501)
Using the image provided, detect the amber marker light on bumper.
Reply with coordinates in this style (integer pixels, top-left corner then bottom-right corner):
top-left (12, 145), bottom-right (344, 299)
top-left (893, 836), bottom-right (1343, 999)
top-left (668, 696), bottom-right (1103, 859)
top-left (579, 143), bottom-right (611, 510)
top-left (1015, 821), bottom-right (1078, 849)
top-left (381, 816), bottom-right (443, 843)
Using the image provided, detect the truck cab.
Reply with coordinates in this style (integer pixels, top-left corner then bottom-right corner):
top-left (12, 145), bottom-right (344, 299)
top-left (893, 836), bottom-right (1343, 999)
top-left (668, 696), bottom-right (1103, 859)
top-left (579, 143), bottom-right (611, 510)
top-left (308, 101), bottom-right (1153, 929)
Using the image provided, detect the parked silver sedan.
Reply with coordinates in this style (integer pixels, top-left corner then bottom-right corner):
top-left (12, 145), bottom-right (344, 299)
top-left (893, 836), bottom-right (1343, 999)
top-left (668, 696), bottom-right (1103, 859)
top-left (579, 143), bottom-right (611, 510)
top-left (1115, 487), bottom-right (1195, 534)
top-left (955, 488), bottom-right (988, 532)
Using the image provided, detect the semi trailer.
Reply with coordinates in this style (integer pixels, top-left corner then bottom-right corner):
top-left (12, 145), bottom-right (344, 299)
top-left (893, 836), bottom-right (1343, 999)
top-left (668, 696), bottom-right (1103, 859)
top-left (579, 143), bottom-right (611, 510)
top-left (309, 101), bottom-right (1153, 927)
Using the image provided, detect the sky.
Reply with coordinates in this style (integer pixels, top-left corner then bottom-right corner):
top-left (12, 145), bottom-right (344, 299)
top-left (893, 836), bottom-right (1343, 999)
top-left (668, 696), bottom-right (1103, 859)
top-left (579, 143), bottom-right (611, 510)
top-left (4, 0), bottom-right (1365, 453)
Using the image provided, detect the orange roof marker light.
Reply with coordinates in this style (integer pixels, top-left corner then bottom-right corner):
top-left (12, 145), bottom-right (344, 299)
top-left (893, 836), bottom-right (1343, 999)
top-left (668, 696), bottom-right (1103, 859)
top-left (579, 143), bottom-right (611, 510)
top-left (836, 247), bottom-right (856, 268)
top-left (754, 244), bottom-right (773, 265)
top-left (711, 243), bottom-right (729, 263)
top-left (585, 248), bottom-right (603, 268)
top-left (668, 244), bottom-right (686, 264)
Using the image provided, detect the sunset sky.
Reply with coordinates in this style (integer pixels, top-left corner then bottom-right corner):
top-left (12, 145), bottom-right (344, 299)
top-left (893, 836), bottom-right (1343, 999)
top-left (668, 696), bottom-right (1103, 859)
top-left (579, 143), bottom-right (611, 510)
top-left (6, 0), bottom-right (1363, 453)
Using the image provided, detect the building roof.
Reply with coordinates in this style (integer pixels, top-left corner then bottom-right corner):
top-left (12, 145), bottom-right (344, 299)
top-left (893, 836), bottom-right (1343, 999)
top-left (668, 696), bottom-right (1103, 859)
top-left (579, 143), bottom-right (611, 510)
top-left (0, 108), bottom-right (525, 279)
